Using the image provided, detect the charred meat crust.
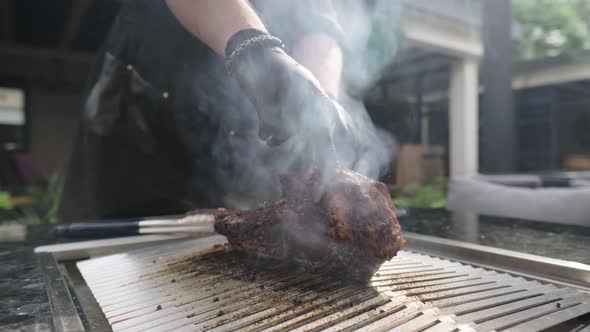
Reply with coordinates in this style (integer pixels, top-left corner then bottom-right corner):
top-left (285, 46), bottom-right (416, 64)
top-left (214, 168), bottom-right (406, 282)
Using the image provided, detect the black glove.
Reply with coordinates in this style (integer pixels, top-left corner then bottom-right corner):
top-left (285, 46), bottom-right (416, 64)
top-left (225, 30), bottom-right (353, 149)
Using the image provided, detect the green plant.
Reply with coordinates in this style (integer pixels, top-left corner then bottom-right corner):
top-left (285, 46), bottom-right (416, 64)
top-left (0, 191), bottom-right (13, 210)
top-left (0, 174), bottom-right (64, 225)
top-left (513, 0), bottom-right (590, 60)
top-left (393, 178), bottom-right (448, 208)
top-left (469, 0), bottom-right (590, 60)
top-left (25, 174), bottom-right (63, 224)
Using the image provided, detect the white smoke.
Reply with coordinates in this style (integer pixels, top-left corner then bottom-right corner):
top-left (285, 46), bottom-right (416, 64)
top-left (215, 0), bottom-right (402, 209)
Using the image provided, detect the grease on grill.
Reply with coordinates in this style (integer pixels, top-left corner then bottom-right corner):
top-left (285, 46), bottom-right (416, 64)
top-left (244, 271), bottom-right (257, 282)
top-left (78, 240), bottom-right (590, 332)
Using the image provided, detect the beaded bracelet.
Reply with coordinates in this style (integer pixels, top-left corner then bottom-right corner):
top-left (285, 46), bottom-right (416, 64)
top-left (225, 34), bottom-right (285, 76)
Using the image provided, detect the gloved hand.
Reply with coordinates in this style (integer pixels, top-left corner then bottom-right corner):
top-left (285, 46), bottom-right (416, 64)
top-left (226, 30), bottom-right (354, 149)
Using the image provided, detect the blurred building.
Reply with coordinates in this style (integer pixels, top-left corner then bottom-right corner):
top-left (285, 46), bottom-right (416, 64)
top-left (0, 0), bottom-right (119, 187)
top-left (0, 0), bottom-right (588, 191)
top-left (368, 0), bottom-right (590, 187)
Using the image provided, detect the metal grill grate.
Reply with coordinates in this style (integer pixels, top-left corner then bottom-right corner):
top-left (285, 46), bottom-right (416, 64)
top-left (77, 235), bottom-right (590, 332)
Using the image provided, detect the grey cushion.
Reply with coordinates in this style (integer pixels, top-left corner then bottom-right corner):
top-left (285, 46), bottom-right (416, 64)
top-left (447, 177), bottom-right (590, 227)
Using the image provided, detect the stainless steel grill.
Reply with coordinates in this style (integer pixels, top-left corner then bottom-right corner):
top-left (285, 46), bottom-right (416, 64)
top-left (77, 234), bottom-right (590, 332)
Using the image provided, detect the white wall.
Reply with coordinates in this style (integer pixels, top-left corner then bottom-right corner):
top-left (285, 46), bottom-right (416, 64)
top-left (0, 46), bottom-right (92, 180)
top-left (26, 84), bottom-right (83, 178)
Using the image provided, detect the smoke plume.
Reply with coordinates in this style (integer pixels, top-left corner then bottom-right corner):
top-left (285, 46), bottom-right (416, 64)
top-left (214, 0), bottom-right (402, 209)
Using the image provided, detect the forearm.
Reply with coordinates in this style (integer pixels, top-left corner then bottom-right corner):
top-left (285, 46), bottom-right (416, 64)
top-left (292, 35), bottom-right (343, 98)
top-left (165, 0), bottom-right (267, 56)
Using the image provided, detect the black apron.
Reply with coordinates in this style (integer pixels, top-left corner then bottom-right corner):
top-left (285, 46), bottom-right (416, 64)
top-left (58, 0), bottom-right (379, 222)
top-left (59, 1), bottom-right (275, 221)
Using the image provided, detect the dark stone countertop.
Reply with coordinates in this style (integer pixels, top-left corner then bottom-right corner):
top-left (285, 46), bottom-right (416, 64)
top-left (1, 210), bottom-right (589, 331)
top-left (398, 208), bottom-right (590, 265)
top-left (0, 225), bottom-right (54, 332)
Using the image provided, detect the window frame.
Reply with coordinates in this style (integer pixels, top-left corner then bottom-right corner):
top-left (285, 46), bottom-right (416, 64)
top-left (0, 77), bottom-right (30, 152)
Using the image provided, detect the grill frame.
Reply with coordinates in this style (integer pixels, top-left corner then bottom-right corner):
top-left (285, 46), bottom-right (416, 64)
top-left (36, 232), bottom-right (590, 331)
top-left (404, 233), bottom-right (590, 291)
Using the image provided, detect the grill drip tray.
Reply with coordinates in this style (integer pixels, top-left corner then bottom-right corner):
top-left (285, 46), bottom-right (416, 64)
top-left (72, 234), bottom-right (590, 332)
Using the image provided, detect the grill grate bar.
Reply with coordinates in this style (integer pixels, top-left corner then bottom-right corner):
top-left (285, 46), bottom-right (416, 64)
top-left (257, 294), bottom-right (391, 332)
top-left (503, 302), bottom-right (590, 332)
top-left (429, 279), bottom-right (540, 308)
top-left (368, 269), bottom-right (459, 280)
top-left (202, 288), bottom-right (369, 332)
top-left (88, 254), bottom-right (241, 295)
top-left (383, 271), bottom-right (498, 292)
top-left (379, 261), bottom-right (424, 267)
top-left (79, 240), bottom-right (211, 281)
top-left (420, 320), bottom-right (461, 332)
top-left (114, 276), bottom-right (332, 332)
top-left (476, 293), bottom-right (590, 331)
top-left (107, 276), bottom-right (288, 324)
top-left (352, 303), bottom-right (424, 332)
top-left (456, 288), bottom-right (579, 324)
top-left (438, 284), bottom-right (556, 315)
top-left (186, 282), bottom-right (360, 331)
top-left (289, 296), bottom-right (410, 332)
top-left (101, 264), bottom-right (295, 310)
top-left (238, 289), bottom-right (383, 332)
top-left (371, 265), bottom-right (489, 286)
top-left (387, 309), bottom-right (441, 332)
top-left (76, 237), bottom-right (590, 332)
top-left (370, 271), bottom-right (457, 283)
top-left (107, 273), bottom-right (299, 323)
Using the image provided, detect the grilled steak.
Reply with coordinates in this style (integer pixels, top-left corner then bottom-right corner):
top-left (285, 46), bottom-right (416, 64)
top-left (214, 168), bottom-right (406, 282)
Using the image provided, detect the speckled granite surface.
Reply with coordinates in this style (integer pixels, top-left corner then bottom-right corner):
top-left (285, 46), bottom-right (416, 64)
top-left (0, 210), bottom-right (588, 331)
top-left (398, 208), bottom-right (590, 265)
top-left (0, 225), bottom-right (53, 332)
